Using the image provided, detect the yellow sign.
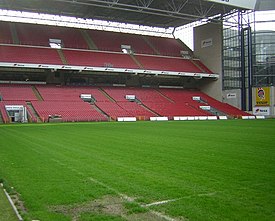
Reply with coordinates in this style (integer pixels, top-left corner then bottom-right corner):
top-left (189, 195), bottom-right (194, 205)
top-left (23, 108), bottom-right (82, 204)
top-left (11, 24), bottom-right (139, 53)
top-left (256, 87), bottom-right (270, 106)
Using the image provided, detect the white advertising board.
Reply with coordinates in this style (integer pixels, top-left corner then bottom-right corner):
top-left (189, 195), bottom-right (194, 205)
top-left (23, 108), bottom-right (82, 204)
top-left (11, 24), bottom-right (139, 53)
top-left (200, 106), bottom-right (211, 110)
top-left (206, 0), bottom-right (257, 10)
top-left (80, 94), bottom-right (92, 99)
top-left (125, 95), bottom-right (136, 100)
top-left (192, 96), bottom-right (201, 101)
top-left (5, 105), bottom-right (24, 111)
top-left (253, 107), bottom-right (270, 116)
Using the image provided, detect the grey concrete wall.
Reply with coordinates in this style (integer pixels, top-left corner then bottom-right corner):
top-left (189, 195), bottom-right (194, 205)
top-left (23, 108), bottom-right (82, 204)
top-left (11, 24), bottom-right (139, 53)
top-left (222, 89), bottom-right (242, 109)
top-left (194, 22), bottom-right (223, 101)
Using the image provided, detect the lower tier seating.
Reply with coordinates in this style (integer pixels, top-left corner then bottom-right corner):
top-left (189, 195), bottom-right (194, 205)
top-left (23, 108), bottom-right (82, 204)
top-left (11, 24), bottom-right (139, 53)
top-left (0, 84), bottom-right (38, 101)
top-left (0, 101), bottom-right (37, 123)
top-left (32, 101), bottom-right (107, 122)
top-left (0, 84), bottom-right (251, 123)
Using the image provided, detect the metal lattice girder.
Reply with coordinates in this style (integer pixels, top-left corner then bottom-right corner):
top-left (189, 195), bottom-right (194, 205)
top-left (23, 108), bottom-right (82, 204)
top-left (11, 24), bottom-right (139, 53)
top-left (0, 0), bottom-right (241, 27)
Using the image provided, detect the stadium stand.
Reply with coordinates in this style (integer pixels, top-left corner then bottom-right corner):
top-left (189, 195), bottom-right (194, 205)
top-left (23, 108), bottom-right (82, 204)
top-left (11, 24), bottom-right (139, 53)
top-left (63, 49), bottom-right (140, 69)
top-left (117, 101), bottom-right (155, 118)
top-left (0, 45), bottom-right (63, 64)
top-left (95, 101), bottom-right (131, 118)
top-left (87, 30), bottom-right (155, 54)
top-left (35, 85), bottom-right (109, 102)
top-left (159, 89), bottom-right (251, 117)
top-left (0, 84), bottom-right (250, 123)
top-left (0, 20), bottom-right (251, 123)
top-left (32, 100), bottom-right (106, 122)
top-left (0, 21), bottom-right (213, 75)
top-left (135, 55), bottom-right (203, 73)
top-left (15, 23), bottom-right (89, 49)
top-left (33, 85), bottom-right (111, 121)
top-left (103, 87), bottom-right (169, 103)
top-left (0, 84), bottom-right (38, 101)
top-left (0, 100), bottom-right (37, 123)
top-left (192, 60), bottom-right (214, 73)
top-left (144, 36), bottom-right (186, 57)
top-left (0, 21), bottom-right (13, 44)
top-left (198, 92), bottom-right (251, 116)
top-left (101, 87), bottom-right (209, 118)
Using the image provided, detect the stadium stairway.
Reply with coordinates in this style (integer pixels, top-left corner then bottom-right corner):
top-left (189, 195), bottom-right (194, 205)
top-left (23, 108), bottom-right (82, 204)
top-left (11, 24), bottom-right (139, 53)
top-left (208, 106), bottom-right (228, 117)
top-left (155, 89), bottom-right (175, 103)
top-left (32, 86), bottom-right (44, 101)
top-left (0, 112), bottom-right (3, 123)
top-left (26, 101), bottom-right (42, 122)
top-left (80, 30), bottom-right (98, 50)
top-left (130, 54), bottom-right (144, 68)
top-left (57, 49), bottom-right (68, 65)
top-left (9, 22), bottom-right (20, 44)
top-left (141, 36), bottom-right (160, 55)
top-left (98, 88), bottom-right (116, 102)
top-left (190, 59), bottom-right (206, 73)
top-left (139, 102), bottom-right (161, 117)
top-left (91, 103), bottom-right (109, 120)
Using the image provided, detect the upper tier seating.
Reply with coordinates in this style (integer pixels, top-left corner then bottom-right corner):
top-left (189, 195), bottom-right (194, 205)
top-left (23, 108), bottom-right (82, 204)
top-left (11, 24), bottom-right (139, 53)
top-left (0, 22), bottom-right (13, 44)
top-left (136, 55), bottom-right (203, 73)
top-left (193, 60), bottom-right (213, 74)
top-left (88, 30), bottom-right (155, 54)
top-left (145, 36), bottom-right (185, 57)
top-left (0, 84), bottom-right (38, 101)
top-left (0, 45), bottom-right (63, 65)
top-left (0, 21), bottom-right (213, 75)
top-left (63, 49), bottom-right (140, 69)
top-left (15, 23), bottom-right (88, 49)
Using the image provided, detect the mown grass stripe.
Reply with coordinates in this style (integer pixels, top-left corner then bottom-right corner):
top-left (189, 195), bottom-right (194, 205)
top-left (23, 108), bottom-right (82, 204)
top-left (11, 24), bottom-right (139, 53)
top-left (0, 120), bottom-right (274, 221)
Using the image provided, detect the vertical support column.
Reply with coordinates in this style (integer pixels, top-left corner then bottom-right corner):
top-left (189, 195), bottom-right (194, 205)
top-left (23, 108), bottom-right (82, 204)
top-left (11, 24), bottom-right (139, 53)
top-left (240, 27), bottom-right (246, 111)
top-left (247, 26), bottom-right (253, 111)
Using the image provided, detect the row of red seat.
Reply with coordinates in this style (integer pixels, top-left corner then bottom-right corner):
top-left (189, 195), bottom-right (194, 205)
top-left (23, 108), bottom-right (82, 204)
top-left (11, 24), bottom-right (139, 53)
top-left (0, 21), bottom-right (187, 57)
top-left (0, 45), bottom-right (210, 74)
top-left (0, 84), bottom-right (38, 101)
top-left (35, 85), bottom-right (109, 102)
top-left (32, 101), bottom-right (107, 122)
top-left (0, 84), bottom-right (250, 123)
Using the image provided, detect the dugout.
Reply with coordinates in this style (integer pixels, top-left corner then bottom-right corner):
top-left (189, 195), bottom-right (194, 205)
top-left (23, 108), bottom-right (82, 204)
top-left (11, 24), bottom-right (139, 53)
top-left (5, 105), bottom-right (28, 123)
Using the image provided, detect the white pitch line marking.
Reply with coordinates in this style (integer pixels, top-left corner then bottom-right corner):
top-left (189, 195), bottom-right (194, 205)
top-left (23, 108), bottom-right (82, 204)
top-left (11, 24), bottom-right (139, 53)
top-left (2, 188), bottom-right (23, 221)
top-left (144, 192), bottom-right (218, 207)
top-left (145, 198), bottom-right (180, 207)
top-left (51, 158), bottom-right (178, 221)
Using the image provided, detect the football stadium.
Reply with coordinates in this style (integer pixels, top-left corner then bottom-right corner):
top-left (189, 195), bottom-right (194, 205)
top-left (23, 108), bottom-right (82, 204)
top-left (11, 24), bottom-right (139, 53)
top-left (0, 0), bottom-right (275, 221)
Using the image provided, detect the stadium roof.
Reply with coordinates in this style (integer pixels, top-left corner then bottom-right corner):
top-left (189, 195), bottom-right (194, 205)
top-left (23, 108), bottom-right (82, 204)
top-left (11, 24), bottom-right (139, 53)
top-left (0, 0), bottom-right (243, 28)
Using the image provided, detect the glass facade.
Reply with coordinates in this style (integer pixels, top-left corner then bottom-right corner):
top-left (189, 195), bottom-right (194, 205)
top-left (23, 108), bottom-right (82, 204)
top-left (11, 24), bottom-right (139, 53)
top-left (223, 26), bottom-right (242, 89)
top-left (223, 10), bottom-right (275, 89)
top-left (253, 30), bottom-right (275, 86)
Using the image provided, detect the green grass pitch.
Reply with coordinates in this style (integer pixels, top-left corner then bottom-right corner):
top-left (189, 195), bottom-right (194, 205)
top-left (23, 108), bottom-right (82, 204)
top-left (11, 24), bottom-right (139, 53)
top-left (0, 120), bottom-right (274, 221)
